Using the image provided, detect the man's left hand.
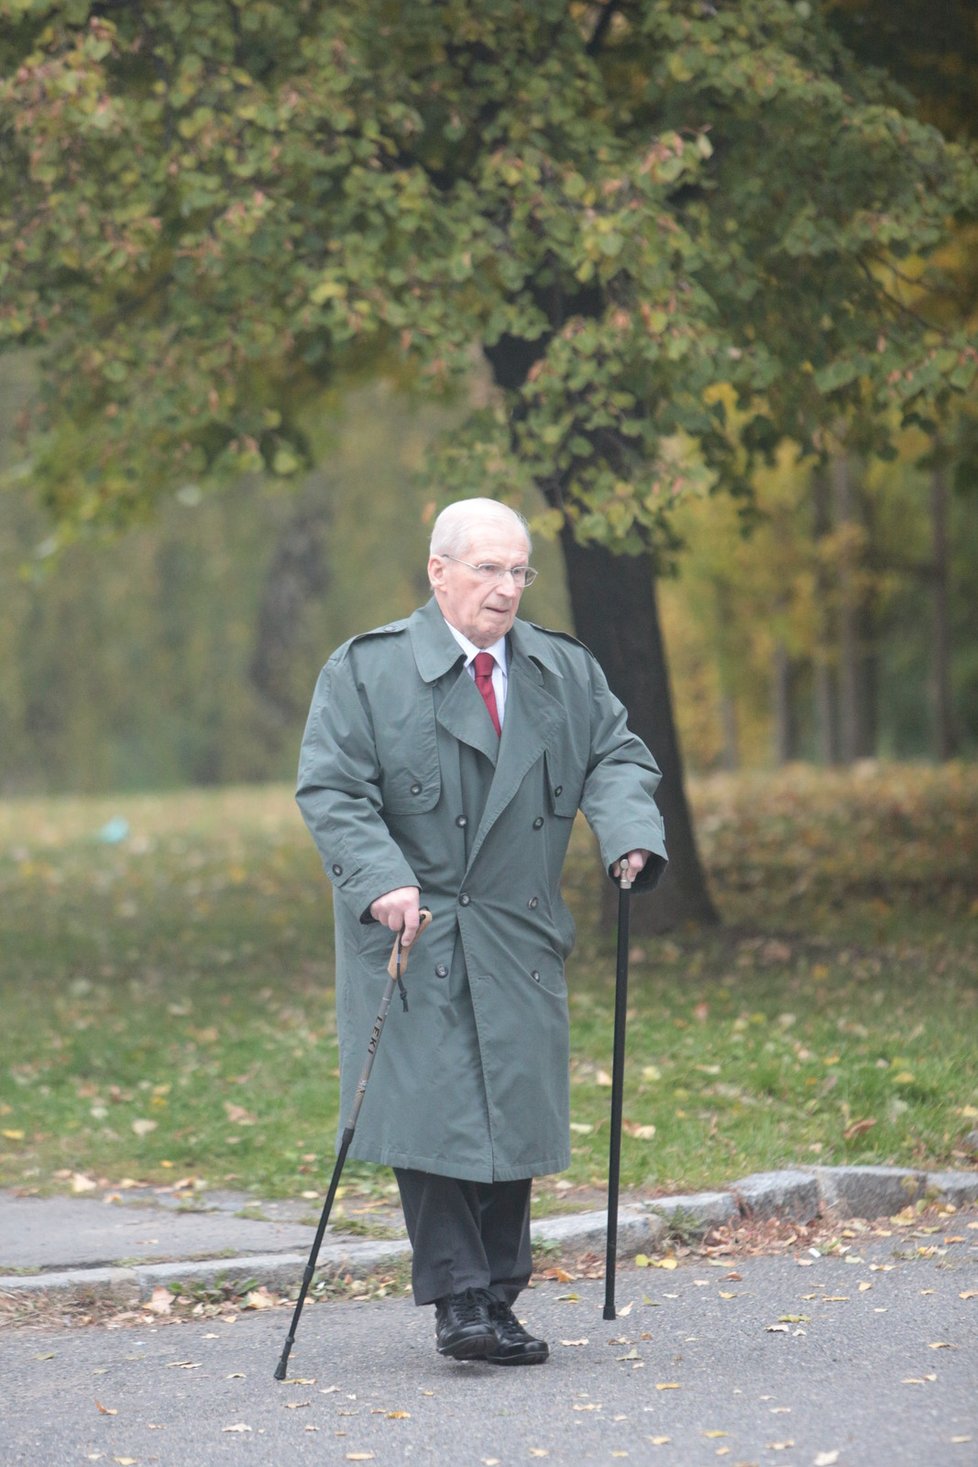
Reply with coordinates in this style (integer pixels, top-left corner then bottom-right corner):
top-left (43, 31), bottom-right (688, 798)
top-left (612, 849), bottom-right (650, 884)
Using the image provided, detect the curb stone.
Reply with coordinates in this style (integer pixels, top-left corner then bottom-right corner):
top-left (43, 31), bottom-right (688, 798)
top-left (1, 1164), bottom-right (975, 1308)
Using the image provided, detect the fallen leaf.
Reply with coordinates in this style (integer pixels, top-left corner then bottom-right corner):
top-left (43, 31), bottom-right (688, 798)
top-left (573, 1404), bottom-right (602, 1412)
top-left (655, 1382), bottom-right (681, 1390)
top-left (950, 1437), bottom-right (972, 1445)
top-left (386, 1411), bottom-right (411, 1419)
top-left (2, 1128), bottom-right (25, 1140)
top-left (243, 1287), bottom-right (280, 1310)
top-left (95, 1402), bottom-right (117, 1416)
top-left (71, 1172), bottom-right (98, 1193)
top-left (560, 1338), bottom-right (589, 1347)
top-left (814, 1454), bottom-right (840, 1466)
top-left (165, 1361), bottom-right (201, 1370)
top-left (113, 1459), bottom-right (138, 1466)
top-left (285, 1402), bottom-right (311, 1410)
top-left (130, 1119), bottom-right (157, 1138)
top-left (145, 1287), bottom-right (172, 1316)
top-left (703, 1430), bottom-right (728, 1438)
top-left (529, 1452), bottom-right (549, 1460)
top-left (595, 1070), bottom-right (613, 1086)
top-left (960, 1291), bottom-right (978, 1300)
top-left (842, 1117), bottom-right (876, 1141)
top-left (858, 1282), bottom-right (872, 1293)
top-left (222, 1425), bottom-right (252, 1433)
top-left (767, 1443), bottom-right (795, 1452)
top-left (766, 1324), bottom-right (789, 1333)
top-left (929, 1341), bottom-right (956, 1350)
top-left (617, 1347), bottom-right (641, 1361)
top-left (623, 1121), bottom-right (657, 1140)
top-left (648, 1437), bottom-right (671, 1446)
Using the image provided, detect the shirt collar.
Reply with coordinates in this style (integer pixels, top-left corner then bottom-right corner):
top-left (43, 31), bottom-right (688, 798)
top-left (444, 620), bottom-right (508, 672)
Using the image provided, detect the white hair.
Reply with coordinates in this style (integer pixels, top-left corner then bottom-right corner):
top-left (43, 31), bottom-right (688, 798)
top-left (429, 498), bottom-right (531, 560)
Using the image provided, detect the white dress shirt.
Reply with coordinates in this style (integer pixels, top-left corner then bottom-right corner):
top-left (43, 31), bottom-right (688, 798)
top-left (444, 622), bottom-right (510, 726)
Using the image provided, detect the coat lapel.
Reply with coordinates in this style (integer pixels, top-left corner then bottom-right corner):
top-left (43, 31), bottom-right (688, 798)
top-left (465, 639), bottom-right (566, 872)
top-left (409, 597), bottom-right (503, 765)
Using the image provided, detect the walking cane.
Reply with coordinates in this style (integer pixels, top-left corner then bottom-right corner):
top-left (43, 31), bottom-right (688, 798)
top-left (603, 863), bottom-right (633, 1321)
top-left (273, 908), bottom-right (432, 1380)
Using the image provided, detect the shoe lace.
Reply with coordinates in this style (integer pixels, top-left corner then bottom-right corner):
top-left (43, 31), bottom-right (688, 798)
top-left (487, 1298), bottom-right (522, 1337)
top-left (453, 1287), bottom-right (494, 1325)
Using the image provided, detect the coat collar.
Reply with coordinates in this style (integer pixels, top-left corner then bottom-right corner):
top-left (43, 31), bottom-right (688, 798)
top-left (407, 598), bottom-right (567, 684)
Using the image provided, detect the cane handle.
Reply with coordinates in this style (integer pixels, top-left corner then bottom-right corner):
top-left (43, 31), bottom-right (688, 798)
top-left (387, 908), bottom-right (432, 976)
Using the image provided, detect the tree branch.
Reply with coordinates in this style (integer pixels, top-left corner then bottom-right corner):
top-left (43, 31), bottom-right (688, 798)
top-left (585, 0), bottom-right (623, 58)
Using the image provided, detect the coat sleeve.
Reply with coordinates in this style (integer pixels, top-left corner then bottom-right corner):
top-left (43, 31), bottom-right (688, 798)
top-left (296, 655), bottom-right (420, 918)
top-left (578, 658), bottom-right (668, 893)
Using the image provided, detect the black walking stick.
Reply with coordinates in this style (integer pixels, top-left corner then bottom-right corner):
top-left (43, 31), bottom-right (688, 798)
top-left (603, 863), bottom-right (633, 1321)
top-left (273, 908), bottom-right (432, 1380)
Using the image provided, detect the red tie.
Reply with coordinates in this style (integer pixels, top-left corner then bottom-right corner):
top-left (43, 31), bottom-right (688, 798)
top-left (473, 652), bottom-right (501, 736)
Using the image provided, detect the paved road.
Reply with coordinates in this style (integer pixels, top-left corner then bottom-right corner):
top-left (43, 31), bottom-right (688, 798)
top-left (2, 1229), bottom-right (976, 1467)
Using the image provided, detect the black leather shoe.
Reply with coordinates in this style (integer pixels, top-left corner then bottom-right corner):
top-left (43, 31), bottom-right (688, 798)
top-left (486, 1298), bottom-right (550, 1365)
top-left (434, 1288), bottom-right (496, 1360)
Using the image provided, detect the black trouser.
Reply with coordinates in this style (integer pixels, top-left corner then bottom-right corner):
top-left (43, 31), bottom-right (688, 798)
top-left (393, 1168), bottom-right (533, 1307)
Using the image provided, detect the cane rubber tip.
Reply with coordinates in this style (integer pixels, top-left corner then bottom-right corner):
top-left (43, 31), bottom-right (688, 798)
top-left (603, 1305), bottom-right (616, 1321)
top-left (273, 1359), bottom-right (288, 1381)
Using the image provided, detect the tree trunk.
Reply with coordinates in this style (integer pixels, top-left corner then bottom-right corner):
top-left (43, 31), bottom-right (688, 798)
top-left (830, 454), bottom-right (877, 761)
top-left (557, 528), bottom-right (719, 931)
top-left (930, 461), bottom-right (958, 760)
top-left (812, 466), bottom-right (842, 764)
top-left (773, 642), bottom-right (799, 764)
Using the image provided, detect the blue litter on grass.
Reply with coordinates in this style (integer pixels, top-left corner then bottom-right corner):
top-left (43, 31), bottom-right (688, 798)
top-left (95, 817), bottom-right (130, 844)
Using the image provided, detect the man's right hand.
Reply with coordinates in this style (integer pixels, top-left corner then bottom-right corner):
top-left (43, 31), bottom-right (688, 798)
top-left (369, 886), bottom-right (422, 944)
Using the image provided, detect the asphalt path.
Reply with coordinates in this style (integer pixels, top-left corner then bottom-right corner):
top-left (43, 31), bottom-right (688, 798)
top-left (2, 1226), bottom-right (976, 1467)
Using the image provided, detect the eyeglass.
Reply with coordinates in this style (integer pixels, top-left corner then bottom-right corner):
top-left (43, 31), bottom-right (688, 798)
top-left (441, 556), bottom-right (539, 588)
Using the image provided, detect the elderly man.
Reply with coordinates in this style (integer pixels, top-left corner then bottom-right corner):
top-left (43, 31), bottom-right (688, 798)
top-left (297, 497), bottom-right (666, 1366)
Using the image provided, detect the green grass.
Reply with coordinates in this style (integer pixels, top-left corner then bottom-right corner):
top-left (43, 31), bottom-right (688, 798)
top-left (1, 766), bottom-right (976, 1214)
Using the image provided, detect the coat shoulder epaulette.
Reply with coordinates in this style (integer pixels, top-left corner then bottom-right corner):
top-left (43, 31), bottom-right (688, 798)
top-left (348, 618), bottom-right (410, 644)
top-left (526, 622), bottom-right (595, 658)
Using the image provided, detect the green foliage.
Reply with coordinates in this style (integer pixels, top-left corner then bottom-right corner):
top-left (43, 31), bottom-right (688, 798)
top-left (1, 766), bottom-right (975, 1201)
top-left (1, 1), bottom-right (976, 553)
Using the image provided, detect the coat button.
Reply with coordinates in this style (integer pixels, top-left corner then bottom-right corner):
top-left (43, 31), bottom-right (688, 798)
top-left (531, 970), bottom-right (541, 983)
top-left (435, 963), bottom-right (448, 979)
top-left (532, 816), bottom-right (544, 829)
top-left (459, 893), bottom-right (471, 906)
top-left (554, 784), bottom-right (563, 797)
top-left (331, 863), bottom-right (343, 876)
top-left (455, 815), bottom-right (468, 828)
top-left (410, 782), bottom-right (422, 795)
top-left (527, 896), bottom-right (539, 909)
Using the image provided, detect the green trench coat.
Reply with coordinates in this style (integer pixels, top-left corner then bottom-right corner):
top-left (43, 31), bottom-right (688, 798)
top-left (296, 598), bottom-right (667, 1183)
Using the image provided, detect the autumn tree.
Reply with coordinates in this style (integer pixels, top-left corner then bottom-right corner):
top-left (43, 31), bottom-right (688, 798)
top-left (2, 1), bottom-right (976, 923)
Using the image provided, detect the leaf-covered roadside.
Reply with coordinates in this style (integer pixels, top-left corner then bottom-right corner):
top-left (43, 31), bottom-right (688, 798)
top-left (0, 765), bottom-right (976, 1206)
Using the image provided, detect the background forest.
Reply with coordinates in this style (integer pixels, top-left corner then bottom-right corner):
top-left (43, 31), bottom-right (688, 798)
top-left (2, 364), bottom-right (977, 796)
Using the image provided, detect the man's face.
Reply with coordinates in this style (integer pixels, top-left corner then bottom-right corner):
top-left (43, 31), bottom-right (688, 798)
top-left (429, 523), bottom-right (531, 648)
